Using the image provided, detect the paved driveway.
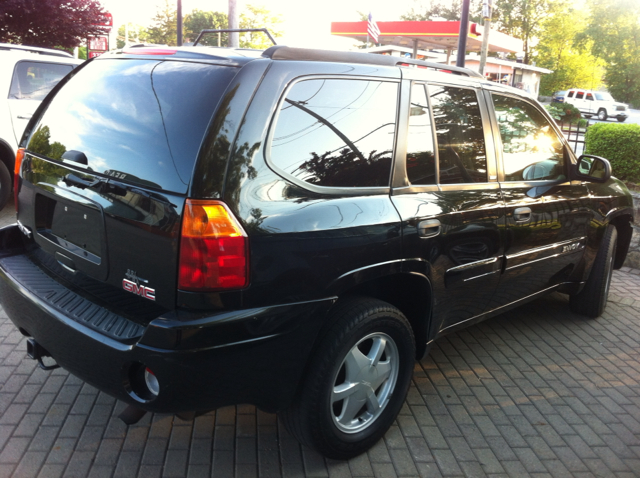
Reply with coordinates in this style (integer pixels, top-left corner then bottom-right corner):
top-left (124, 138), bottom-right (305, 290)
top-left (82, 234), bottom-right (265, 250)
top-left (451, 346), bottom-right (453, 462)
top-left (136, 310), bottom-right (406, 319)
top-left (1, 200), bottom-right (640, 478)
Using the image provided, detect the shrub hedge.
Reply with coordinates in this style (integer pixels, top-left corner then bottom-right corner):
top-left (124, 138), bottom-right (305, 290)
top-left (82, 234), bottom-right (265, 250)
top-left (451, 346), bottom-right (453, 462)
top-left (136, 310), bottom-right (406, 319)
top-left (585, 123), bottom-right (640, 182)
top-left (545, 103), bottom-right (582, 123)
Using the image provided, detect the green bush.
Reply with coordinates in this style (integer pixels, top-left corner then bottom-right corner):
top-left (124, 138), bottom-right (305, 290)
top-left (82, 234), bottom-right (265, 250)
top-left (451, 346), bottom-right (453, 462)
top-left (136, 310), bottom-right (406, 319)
top-left (585, 123), bottom-right (640, 182)
top-left (545, 103), bottom-right (582, 123)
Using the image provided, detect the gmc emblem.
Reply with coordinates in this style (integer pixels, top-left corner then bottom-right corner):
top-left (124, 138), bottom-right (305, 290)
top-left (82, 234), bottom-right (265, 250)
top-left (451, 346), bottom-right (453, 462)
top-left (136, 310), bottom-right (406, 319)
top-left (122, 279), bottom-right (156, 301)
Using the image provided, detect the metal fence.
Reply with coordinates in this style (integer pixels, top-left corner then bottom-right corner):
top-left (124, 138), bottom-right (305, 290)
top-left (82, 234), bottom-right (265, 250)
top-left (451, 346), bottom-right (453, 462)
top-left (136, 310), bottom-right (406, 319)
top-left (557, 119), bottom-right (593, 156)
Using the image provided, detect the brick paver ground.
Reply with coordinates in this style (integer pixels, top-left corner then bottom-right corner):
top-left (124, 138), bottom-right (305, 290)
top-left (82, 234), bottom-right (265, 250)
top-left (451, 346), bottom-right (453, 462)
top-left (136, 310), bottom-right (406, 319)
top-left (1, 199), bottom-right (640, 477)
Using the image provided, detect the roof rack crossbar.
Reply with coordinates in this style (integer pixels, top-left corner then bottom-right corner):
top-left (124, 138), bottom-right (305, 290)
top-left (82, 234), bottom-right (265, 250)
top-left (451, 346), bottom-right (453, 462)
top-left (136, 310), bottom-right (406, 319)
top-left (193, 29), bottom-right (277, 47)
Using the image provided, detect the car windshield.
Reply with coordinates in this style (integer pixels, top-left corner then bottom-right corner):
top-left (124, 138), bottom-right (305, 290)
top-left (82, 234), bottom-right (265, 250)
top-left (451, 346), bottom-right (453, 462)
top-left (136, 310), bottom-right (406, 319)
top-left (595, 92), bottom-right (614, 101)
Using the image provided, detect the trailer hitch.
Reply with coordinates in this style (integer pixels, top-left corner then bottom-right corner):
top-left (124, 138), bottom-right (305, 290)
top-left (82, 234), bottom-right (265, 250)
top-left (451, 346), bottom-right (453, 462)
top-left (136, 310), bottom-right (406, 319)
top-left (26, 338), bottom-right (60, 371)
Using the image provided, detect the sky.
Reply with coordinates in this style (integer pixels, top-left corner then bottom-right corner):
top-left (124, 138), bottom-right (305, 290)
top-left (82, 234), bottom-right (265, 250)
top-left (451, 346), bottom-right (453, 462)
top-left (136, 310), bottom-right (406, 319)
top-left (98, 0), bottom-right (428, 50)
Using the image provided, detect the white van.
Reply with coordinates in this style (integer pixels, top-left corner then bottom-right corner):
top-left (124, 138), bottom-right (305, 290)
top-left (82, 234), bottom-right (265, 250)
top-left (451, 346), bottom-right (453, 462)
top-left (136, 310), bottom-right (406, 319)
top-left (565, 89), bottom-right (628, 122)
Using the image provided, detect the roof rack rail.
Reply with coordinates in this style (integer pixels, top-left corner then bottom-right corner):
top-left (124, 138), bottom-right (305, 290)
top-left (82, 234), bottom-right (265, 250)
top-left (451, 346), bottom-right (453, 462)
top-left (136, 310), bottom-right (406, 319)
top-left (193, 29), bottom-right (277, 47)
top-left (261, 46), bottom-right (482, 78)
top-left (0, 42), bottom-right (73, 58)
top-left (394, 57), bottom-right (483, 78)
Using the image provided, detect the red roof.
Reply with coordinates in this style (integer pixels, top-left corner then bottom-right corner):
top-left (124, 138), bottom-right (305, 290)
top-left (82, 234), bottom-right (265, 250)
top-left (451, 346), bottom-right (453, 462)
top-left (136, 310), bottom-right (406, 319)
top-left (331, 21), bottom-right (523, 54)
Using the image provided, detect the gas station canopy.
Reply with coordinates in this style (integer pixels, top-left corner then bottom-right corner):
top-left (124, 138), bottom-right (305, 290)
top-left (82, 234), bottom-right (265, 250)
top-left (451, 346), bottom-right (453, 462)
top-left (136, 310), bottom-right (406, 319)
top-left (330, 21), bottom-right (523, 54)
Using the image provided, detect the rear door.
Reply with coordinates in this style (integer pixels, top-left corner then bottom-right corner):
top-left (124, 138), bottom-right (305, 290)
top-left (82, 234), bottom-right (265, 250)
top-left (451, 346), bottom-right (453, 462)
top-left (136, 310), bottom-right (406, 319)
top-left (18, 57), bottom-right (239, 312)
top-left (486, 90), bottom-right (590, 308)
top-left (391, 76), bottom-right (506, 335)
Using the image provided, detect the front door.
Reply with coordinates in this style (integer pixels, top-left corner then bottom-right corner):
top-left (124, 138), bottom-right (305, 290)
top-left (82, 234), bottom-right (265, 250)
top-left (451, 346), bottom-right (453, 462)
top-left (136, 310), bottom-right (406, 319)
top-left (487, 91), bottom-right (591, 309)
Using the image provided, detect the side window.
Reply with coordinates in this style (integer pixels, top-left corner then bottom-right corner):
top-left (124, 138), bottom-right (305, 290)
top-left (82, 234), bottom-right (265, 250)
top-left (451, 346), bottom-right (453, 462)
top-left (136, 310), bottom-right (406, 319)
top-left (430, 85), bottom-right (487, 184)
top-left (576, 91), bottom-right (585, 100)
top-left (9, 62), bottom-right (73, 101)
top-left (270, 78), bottom-right (398, 188)
top-left (492, 94), bottom-right (565, 182)
top-left (586, 93), bottom-right (594, 101)
top-left (406, 83), bottom-right (436, 185)
top-left (567, 91), bottom-right (575, 98)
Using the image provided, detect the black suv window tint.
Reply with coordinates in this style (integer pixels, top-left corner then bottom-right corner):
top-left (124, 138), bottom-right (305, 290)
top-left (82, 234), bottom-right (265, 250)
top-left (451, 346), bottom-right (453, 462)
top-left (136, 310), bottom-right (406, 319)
top-left (270, 78), bottom-right (398, 188)
top-left (492, 94), bottom-right (565, 182)
top-left (27, 59), bottom-right (237, 193)
top-left (586, 93), bottom-right (594, 101)
top-left (576, 91), bottom-right (585, 99)
top-left (567, 91), bottom-right (574, 98)
top-left (430, 85), bottom-right (487, 184)
top-left (9, 61), bottom-right (73, 101)
top-left (406, 83), bottom-right (436, 185)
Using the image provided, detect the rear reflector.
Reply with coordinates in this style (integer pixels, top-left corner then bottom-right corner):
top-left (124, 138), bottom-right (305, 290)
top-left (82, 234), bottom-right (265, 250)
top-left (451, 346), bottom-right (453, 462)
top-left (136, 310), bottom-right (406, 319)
top-left (14, 148), bottom-right (25, 212)
top-left (178, 200), bottom-right (248, 291)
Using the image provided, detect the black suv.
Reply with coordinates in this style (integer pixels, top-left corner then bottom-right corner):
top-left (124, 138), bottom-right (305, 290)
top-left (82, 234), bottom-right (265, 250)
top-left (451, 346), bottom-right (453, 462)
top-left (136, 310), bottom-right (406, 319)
top-left (0, 45), bottom-right (634, 459)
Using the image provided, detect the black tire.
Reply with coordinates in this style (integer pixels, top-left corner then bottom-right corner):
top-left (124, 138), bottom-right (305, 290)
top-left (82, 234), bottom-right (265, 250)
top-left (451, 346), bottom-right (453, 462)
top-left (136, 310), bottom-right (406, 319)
top-left (617, 117), bottom-right (626, 122)
top-left (0, 161), bottom-right (12, 211)
top-left (570, 225), bottom-right (617, 318)
top-left (597, 108), bottom-right (608, 121)
top-left (280, 297), bottom-right (415, 459)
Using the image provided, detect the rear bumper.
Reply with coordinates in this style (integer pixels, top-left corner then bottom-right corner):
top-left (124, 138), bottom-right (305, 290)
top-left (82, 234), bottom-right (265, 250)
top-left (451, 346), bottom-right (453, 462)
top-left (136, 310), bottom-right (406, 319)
top-left (0, 225), bottom-right (334, 413)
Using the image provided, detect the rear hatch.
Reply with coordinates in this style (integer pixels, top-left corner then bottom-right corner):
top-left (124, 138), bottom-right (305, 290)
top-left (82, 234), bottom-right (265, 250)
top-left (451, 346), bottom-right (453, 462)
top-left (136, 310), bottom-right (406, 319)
top-left (17, 55), bottom-right (239, 316)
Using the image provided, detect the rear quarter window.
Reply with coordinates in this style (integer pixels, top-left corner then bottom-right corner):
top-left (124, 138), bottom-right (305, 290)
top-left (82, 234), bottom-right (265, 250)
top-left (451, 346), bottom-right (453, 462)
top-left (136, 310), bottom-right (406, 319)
top-left (269, 78), bottom-right (398, 189)
top-left (27, 59), bottom-right (237, 193)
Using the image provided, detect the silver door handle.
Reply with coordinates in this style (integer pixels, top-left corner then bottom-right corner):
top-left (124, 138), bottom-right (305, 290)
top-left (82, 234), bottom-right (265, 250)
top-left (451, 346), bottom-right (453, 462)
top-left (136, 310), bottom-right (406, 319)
top-left (417, 219), bottom-right (441, 238)
top-left (513, 207), bottom-right (532, 223)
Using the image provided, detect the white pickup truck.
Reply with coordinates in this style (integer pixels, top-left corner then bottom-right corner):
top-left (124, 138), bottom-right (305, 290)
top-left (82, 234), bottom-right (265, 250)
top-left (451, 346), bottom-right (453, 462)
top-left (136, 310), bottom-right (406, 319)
top-left (564, 89), bottom-right (628, 122)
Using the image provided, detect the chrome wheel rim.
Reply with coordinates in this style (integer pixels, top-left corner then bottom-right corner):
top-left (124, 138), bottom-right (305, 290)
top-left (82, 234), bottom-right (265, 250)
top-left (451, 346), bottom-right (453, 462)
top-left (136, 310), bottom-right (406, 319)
top-left (331, 332), bottom-right (399, 434)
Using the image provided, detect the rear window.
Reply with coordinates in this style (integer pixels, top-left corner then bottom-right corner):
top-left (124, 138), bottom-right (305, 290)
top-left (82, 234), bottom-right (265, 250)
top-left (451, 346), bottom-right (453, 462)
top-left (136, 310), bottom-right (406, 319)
top-left (28, 59), bottom-right (237, 193)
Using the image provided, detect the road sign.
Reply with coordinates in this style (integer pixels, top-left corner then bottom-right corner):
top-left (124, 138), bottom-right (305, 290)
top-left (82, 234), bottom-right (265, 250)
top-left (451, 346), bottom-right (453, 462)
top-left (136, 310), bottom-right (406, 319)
top-left (88, 35), bottom-right (109, 58)
top-left (95, 12), bottom-right (113, 29)
top-left (89, 36), bottom-right (108, 51)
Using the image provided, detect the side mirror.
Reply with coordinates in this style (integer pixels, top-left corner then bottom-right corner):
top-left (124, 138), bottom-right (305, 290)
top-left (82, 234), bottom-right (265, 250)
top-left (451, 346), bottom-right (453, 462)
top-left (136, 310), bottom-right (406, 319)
top-left (573, 154), bottom-right (611, 183)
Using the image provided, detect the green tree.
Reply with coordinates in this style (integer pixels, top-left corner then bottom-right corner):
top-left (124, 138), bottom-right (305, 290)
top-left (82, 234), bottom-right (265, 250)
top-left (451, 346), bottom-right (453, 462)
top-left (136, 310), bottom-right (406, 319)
top-left (116, 24), bottom-right (150, 48)
top-left (401, 0), bottom-right (482, 22)
top-left (583, 0), bottom-right (640, 107)
top-left (184, 9), bottom-right (227, 45)
top-left (535, 6), bottom-right (605, 95)
top-left (492, 0), bottom-right (564, 64)
top-left (146, 0), bottom-right (177, 46)
top-left (239, 5), bottom-right (282, 49)
top-left (142, 3), bottom-right (281, 48)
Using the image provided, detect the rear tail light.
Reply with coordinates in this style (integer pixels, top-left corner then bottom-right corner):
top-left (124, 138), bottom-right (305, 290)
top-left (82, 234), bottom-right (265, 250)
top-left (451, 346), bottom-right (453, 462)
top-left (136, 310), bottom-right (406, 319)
top-left (14, 148), bottom-right (25, 212)
top-left (178, 199), bottom-right (248, 291)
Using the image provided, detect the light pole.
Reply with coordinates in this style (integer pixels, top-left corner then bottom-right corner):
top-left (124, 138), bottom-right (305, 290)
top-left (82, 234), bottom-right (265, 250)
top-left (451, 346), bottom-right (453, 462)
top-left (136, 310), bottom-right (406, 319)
top-left (479, 0), bottom-right (493, 76)
top-left (177, 0), bottom-right (183, 46)
top-left (456, 0), bottom-right (471, 67)
top-left (229, 0), bottom-right (239, 48)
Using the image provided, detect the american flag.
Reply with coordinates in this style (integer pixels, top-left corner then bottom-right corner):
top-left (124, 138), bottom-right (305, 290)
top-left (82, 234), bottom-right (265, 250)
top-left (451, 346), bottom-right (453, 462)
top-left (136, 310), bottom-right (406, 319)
top-left (368, 13), bottom-right (380, 44)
